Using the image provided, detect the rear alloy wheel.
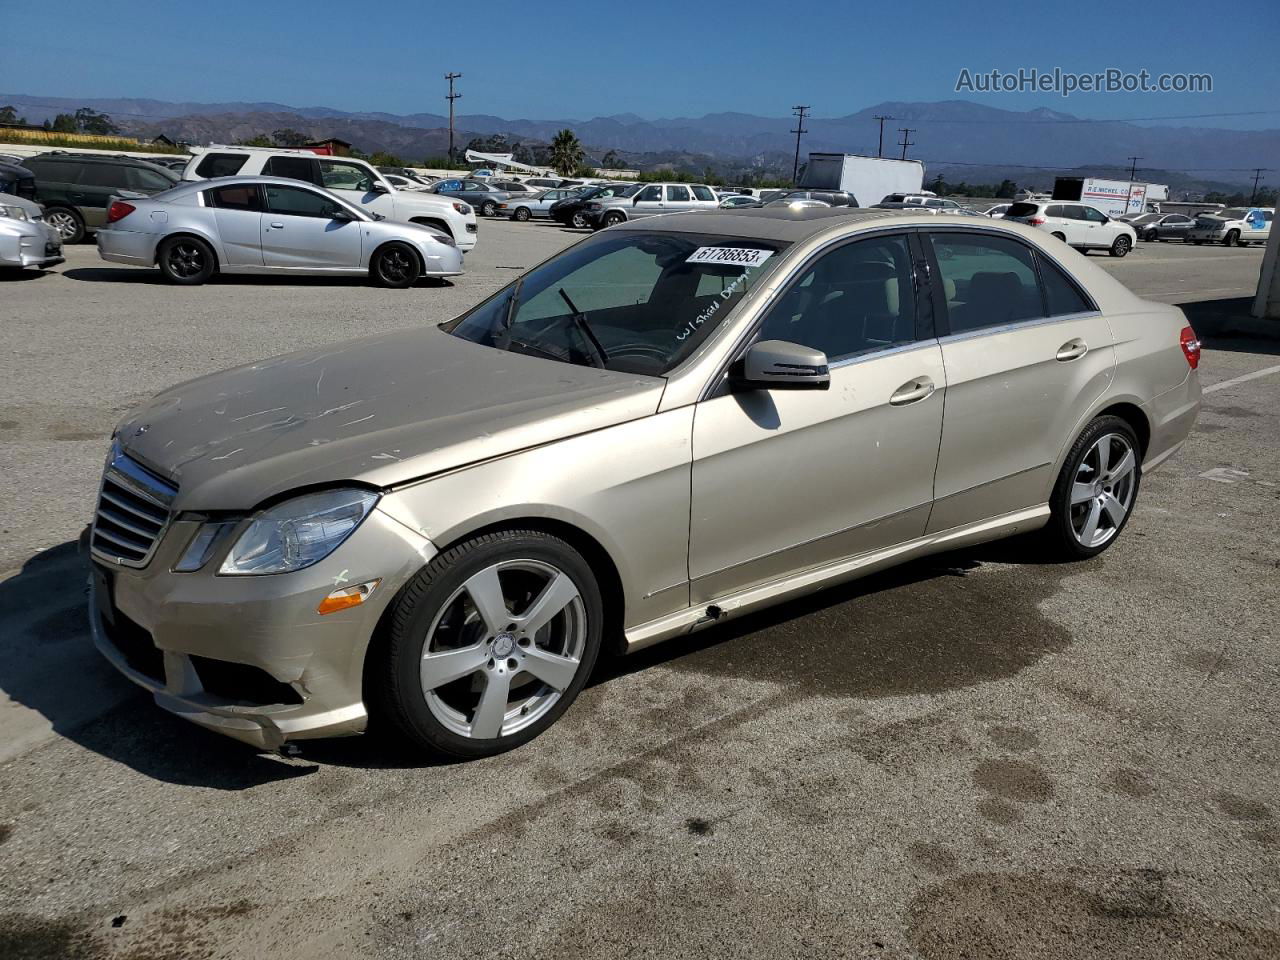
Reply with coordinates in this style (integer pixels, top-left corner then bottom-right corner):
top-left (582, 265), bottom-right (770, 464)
top-left (1109, 235), bottom-right (1132, 257)
top-left (1224, 229), bottom-right (1240, 247)
top-left (571, 211), bottom-right (589, 229)
top-left (481, 200), bottom-right (497, 217)
top-left (513, 207), bottom-right (531, 222)
top-left (45, 207), bottom-right (84, 244)
top-left (379, 529), bottom-right (603, 758)
top-left (372, 242), bottom-right (420, 289)
top-left (157, 236), bottom-right (215, 284)
top-left (1042, 415), bottom-right (1141, 559)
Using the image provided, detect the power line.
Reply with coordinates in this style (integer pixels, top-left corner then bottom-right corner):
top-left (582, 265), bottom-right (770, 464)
top-left (445, 73), bottom-right (462, 164)
top-left (872, 114), bottom-right (893, 158)
top-left (790, 105), bottom-right (809, 184)
top-left (897, 127), bottom-right (915, 161)
top-left (1250, 167), bottom-right (1270, 203)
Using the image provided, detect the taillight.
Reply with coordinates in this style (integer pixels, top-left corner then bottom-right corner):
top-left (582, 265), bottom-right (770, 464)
top-left (1180, 326), bottom-right (1201, 369)
top-left (106, 200), bottom-right (135, 223)
top-left (1028, 216), bottom-right (1046, 226)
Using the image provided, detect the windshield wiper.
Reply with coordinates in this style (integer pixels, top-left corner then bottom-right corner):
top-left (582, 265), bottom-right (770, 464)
top-left (496, 277), bottom-right (524, 350)
top-left (558, 288), bottom-right (609, 368)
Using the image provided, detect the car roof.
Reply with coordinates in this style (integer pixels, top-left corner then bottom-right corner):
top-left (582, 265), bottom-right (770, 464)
top-left (32, 151), bottom-right (164, 168)
top-left (161, 175), bottom-right (348, 197)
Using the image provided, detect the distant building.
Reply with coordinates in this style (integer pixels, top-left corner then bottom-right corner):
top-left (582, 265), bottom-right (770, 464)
top-left (150, 134), bottom-right (176, 147)
top-left (304, 138), bottom-right (352, 157)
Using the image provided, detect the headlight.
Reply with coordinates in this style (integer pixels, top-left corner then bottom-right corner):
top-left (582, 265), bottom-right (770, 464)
top-left (452, 202), bottom-right (472, 215)
top-left (0, 204), bottom-right (30, 221)
top-left (219, 488), bottom-right (379, 575)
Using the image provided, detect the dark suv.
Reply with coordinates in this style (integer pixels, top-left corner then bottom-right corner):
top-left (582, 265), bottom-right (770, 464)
top-left (22, 152), bottom-right (179, 242)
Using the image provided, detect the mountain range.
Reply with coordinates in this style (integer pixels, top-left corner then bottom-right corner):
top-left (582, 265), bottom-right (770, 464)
top-left (4, 93), bottom-right (1276, 191)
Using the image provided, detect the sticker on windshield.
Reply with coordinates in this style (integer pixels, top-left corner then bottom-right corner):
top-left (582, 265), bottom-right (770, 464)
top-left (686, 247), bottom-right (774, 267)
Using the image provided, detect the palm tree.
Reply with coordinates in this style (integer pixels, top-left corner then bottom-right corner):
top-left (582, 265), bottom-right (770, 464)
top-left (549, 129), bottom-right (584, 176)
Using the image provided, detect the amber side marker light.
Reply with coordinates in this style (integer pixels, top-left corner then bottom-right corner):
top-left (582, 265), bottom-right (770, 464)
top-left (318, 579), bottom-right (381, 615)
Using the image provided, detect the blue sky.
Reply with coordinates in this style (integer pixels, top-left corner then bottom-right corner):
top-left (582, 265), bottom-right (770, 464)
top-left (5, 0), bottom-right (1278, 128)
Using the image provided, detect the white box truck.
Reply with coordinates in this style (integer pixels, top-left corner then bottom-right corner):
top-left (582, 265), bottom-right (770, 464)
top-left (1053, 177), bottom-right (1169, 216)
top-left (799, 153), bottom-right (925, 208)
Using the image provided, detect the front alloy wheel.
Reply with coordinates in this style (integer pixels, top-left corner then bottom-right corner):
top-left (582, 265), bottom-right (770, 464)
top-left (571, 211), bottom-right (588, 228)
top-left (379, 529), bottom-right (603, 758)
top-left (1110, 235), bottom-right (1132, 257)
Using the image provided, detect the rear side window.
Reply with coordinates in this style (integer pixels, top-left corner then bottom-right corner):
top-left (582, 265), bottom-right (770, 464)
top-left (126, 166), bottom-right (175, 191)
top-left (77, 164), bottom-right (132, 188)
top-left (925, 232), bottom-right (1045, 334)
top-left (319, 160), bottom-right (375, 192)
top-left (1037, 254), bottom-right (1093, 316)
top-left (206, 184), bottom-right (263, 211)
top-left (666, 185), bottom-right (691, 202)
top-left (691, 185), bottom-right (716, 202)
top-left (195, 153), bottom-right (249, 178)
top-left (263, 156), bottom-right (322, 186)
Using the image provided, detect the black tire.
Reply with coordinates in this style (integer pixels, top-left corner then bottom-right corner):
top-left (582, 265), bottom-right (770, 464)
top-left (378, 529), bottom-right (604, 759)
top-left (1050, 231), bottom-right (1067, 242)
top-left (1042, 415), bottom-right (1142, 560)
top-left (157, 235), bottom-right (216, 285)
top-left (371, 242), bottom-right (420, 289)
top-left (513, 207), bottom-right (531, 222)
top-left (1223, 229), bottom-right (1239, 247)
top-left (603, 211), bottom-right (626, 228)
top-left (1143, 229), bottom-right (1158, 242)
top-left (481, 200), bottom-right (497, 217)
top-left (570, 211), bottom-right (589, 229)
top-left (1109, 235), bottom-right (1132, 258)
top-left (45, 207), bottom-right (85, 244)
top-left (1192, 239), bottom-right (1203, 245)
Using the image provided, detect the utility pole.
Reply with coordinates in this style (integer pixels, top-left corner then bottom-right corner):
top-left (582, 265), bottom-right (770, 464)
top-left (897, 128), bottom-right (915, 161)
top-left (872, 114), bottom-right (893, 158)
top-left (791, 105), bottom-right (810, 185)
top-left (1126, 156), bottom-right (1143, 180)
top-left (445, 72), bottom-right (462, 166)
top-left (1250, 167), bottom-right (1269, 204)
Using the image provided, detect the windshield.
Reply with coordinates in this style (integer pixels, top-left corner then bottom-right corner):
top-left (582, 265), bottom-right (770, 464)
top-left (447, 231), bottom-right (790, 376)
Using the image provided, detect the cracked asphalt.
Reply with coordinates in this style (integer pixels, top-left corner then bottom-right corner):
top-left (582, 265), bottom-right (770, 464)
top-left (1, 223), bottom-right (1277, 959)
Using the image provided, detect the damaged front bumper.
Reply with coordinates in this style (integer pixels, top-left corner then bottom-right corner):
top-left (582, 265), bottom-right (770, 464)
top-left (89, 505), bottom-right (437, 750)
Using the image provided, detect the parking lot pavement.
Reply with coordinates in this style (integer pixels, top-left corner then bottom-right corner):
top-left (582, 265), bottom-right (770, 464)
top-left (2, 225), bottom-right (1278, 959)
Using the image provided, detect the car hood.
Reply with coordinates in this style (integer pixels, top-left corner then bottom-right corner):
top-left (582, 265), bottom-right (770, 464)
top-left (116, 325), bottom-right (665, 511)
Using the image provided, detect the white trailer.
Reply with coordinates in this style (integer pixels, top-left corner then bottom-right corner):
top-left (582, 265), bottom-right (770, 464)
top-left (1053, 176), bottom-right (1169, 216)
top-left (799, 153), bottom-right (925, 208)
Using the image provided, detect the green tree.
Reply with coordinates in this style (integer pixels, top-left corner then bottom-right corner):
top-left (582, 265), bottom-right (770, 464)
top-left (236, 133), bottom-right (274, 147)
top-left (0, 105), bottom-right (27, 125)
top-left (549, 129), bottom-right (584, 177)
top-left (996, 179), bottom-right (1017, 199)
top-left (74, 107), bottom-right (118, 135)
top-left (272, 128), bottom-right (310, 147)
top-left (369, 150), bottom-right (402, 167)
top-left (601, 150), bottom-right (621, 169)
top-left (51, 113), bottom-right (78, 133)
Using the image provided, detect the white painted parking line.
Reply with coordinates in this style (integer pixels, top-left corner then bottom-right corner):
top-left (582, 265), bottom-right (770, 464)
top-left (1203, 363), bottom-right (1280, 394)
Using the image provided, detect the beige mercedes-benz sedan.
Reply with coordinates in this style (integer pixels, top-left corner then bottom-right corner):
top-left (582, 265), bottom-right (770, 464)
top-left (88, 208), bottom-right (1201, 757)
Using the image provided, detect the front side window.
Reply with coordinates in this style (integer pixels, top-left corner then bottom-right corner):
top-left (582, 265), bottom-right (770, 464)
top-left (760, 233), bottom-right (919, 362)
top-left (1082, 206), bottom-right (1108, 222)
top-left (206, 184), bottom-right (263, 211)
top-left (447, 231), bottom-right (789, 376)
top-left (263, 184), bottom-right (345, 218)
top-left (263, 155), bottom-right (322, 186)
top-left (666, 185), bottom-right (691, 202)
top-left (637, 185), bottom-right (662, 202)
top-left (926, 232), bottom-right (1045, 333)
top-left (320, 160), bottom-right (375, 192)
top-left (195, 153), bottom-right (248, 178)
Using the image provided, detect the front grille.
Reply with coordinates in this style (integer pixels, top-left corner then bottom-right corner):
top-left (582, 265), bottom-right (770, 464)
top-left (91, 443), bottom-right (177, 568)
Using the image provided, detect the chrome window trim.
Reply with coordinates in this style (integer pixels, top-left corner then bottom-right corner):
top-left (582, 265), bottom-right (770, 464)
top-left (933, 309), bottom-right (1103, 347)
top-left (828, 337), bottom-right (939, 370)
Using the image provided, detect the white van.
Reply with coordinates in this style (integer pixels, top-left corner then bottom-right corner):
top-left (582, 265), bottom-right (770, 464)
top-left (183, 146), bottom-right (477, 252)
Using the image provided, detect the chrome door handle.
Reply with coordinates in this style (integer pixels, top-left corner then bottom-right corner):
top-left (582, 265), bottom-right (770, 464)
top-left (269, 222), bottom-right (284, 229)
top-left (890, 376), bottom-right (936, 406)
top-left (1056, 338), bottom-right (1088, 361)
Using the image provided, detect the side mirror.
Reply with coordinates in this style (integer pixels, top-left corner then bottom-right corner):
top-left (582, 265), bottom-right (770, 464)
top-left (633, 195), bottom-right (642, 204)
top-left (372, 181), bottom-right (390, 194)
top-left (732, 340), bottom-right (830, 391)
top-left (330, 208), bottom-right (354, 222)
